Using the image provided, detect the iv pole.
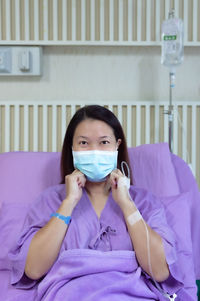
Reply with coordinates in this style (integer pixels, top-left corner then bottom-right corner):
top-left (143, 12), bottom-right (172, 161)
top-left (164, 9), bottom-right (176, 153)
top-left (162, 7), bottom-right (183, 154)
top-left (168, 70), bottom-right (175, 153)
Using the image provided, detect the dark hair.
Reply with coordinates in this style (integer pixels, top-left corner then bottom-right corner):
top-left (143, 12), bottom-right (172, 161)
top-left (60, 105), bottom-right (132, 184)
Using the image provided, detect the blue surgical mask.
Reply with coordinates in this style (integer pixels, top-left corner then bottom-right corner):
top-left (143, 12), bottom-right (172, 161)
top-left (72, 150), bottom-right (118, 182)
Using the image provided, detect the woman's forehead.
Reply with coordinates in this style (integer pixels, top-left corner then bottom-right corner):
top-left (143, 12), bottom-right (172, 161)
top-left (74, 119), bottom-right (115, 138)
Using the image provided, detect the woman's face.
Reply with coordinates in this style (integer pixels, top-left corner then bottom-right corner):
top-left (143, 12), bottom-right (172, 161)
top-left (72, 119), bottom-right (121, 151)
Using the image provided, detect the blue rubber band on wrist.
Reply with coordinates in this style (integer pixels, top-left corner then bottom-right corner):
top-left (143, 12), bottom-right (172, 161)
top-left (50, 212), bottom-right (71, 225)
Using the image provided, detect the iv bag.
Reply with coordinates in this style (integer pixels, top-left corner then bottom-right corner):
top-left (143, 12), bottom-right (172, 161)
top-left (161, 10), bottom-right (184, 69)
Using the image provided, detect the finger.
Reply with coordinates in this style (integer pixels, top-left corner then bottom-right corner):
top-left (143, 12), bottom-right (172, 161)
top-left (65, 172), bottom-right (86, 188)
top-left (110, 171), bottom-right (127, 189)
top-left (71, 169), bottom-right (86, 181)
top-left (110, 170), bottom-right (121, 183)
top-left (77, 177), bottom-right (86, 188)
top-left (77, 172), bottom-right (86, 185)
top-left (72, 169), bottom-right (84, 177)
top-left (110, 170), bottom-right (123, 179)
top-left (109, 174), bottom-right (118, 188)
top-left (113, 169), bottom-right (123, 175)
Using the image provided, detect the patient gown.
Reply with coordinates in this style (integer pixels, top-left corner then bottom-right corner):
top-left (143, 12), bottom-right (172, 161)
top-left (9, 184), bottom-right (185, 301)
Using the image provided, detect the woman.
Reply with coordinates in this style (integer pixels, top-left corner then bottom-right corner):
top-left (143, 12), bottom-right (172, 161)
top-left (10, 105), bottom-right (182, 300)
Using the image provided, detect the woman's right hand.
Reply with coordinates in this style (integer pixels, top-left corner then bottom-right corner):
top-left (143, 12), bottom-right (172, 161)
top-left (25, 169), bottom-right (86, 281)
top-left (64, 169), bottom-right (86, 208)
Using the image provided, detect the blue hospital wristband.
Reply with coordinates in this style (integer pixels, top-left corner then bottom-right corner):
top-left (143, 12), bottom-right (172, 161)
top-left (50, 212), bottom-right (71, 225)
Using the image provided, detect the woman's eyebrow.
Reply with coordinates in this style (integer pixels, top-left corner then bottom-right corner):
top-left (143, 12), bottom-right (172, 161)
top-left (76, 135), bottom-right (112, 140)
top-left (77, 135), bottom-right (89, 139)
top-left (98, 136), bottom-right (112, 139)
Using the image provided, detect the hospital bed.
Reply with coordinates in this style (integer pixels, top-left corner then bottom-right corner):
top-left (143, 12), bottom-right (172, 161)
top-left (0, 143), bottom-right (199, 300)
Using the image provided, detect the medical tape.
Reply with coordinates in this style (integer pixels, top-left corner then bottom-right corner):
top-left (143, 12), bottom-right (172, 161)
top-left (117, 176), bottom-right (130, 189)
top-left (120, 161), bottom-right (177, 300)
top-left (127, 210), bottom-right (142, 226)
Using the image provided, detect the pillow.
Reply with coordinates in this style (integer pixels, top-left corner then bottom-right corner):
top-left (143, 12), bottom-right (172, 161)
top-left (128, 143), bottom-right (180, 197)
top-left (0, 152), bottom-right (61, 269)
top-left (0, 203), bottom-right (29, 269)
top-left (171, 153), bottom-right (200, 279)
top-left (160, 191), bottom-right (197, 299)
top-left (0, 152), bottom-right (61, 207)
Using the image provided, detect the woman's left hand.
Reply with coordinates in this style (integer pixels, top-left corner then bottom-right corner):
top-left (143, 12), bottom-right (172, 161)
top-left (109, 169), bottom-right (131, 208)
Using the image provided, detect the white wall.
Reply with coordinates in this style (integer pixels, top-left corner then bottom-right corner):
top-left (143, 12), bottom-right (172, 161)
top-left (0, 46), bottom-right (199, 102)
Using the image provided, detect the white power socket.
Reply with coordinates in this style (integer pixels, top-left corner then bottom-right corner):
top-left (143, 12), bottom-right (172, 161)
top-left (0, 48), bottom-right (12, 73)
top-left (0, 46), bottom-right (42, 76)
top-left (19, 49), bottom-right (31, 71)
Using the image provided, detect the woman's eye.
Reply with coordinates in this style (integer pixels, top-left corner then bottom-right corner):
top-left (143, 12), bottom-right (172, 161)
top-left (101, 140), bottom-right (110, 145)
top-left (79, 141), bottom-right (88, 145)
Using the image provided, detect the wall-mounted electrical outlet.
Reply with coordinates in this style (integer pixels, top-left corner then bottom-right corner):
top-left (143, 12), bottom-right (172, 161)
top-left (0, 48), bottom-right (12, 73)
top-left (0, 47), bottom-right (42, 76)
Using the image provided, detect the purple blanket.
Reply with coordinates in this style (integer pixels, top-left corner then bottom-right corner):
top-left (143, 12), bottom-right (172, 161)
top-left (38, 250), bottom-right (146, 301)
top-left (8, 249), bottom-right (181, 301)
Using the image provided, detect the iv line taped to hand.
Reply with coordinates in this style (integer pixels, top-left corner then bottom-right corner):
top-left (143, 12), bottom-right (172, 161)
top-left (120, 161), bottom-right (177, 301)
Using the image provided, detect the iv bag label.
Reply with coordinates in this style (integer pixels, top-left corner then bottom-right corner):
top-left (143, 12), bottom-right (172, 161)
top-left (164, 41), bottom-right (177, 54)
top-left (164, 35), bottom-right (177, 41)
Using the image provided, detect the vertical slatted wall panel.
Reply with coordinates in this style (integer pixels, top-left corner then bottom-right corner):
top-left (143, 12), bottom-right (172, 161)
top-left (0, 0), bottom-right (200, 45)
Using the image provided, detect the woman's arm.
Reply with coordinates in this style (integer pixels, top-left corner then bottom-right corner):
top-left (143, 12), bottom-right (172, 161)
top-left (110, 170), bottom-right (169, 282)
top-left (121, 200), bottom-right (169, 282)
top-left (25, 170), bottom-right (86, 280)
top-left (25, 198), bottom-right (74, 280)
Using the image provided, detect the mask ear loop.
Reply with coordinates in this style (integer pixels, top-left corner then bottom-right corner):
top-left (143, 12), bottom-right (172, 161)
top-left (121, 162), bottom-right (177, 300)
top-left (121, 161), bottom-right (130, 179)
top-left (118, 161), bottom-right (130, 189)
